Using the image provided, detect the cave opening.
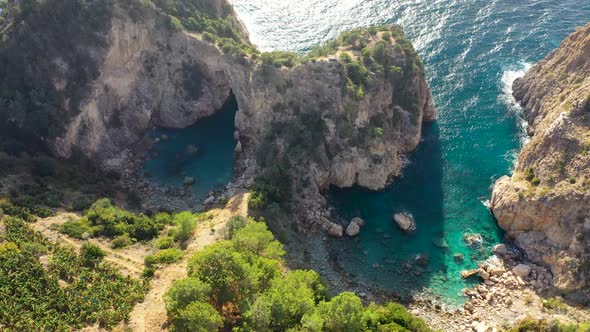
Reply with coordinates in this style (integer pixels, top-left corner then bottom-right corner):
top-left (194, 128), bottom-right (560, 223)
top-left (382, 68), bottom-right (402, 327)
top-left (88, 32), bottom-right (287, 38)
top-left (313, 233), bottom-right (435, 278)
top-left (141, 93), bottom-right (239, 203)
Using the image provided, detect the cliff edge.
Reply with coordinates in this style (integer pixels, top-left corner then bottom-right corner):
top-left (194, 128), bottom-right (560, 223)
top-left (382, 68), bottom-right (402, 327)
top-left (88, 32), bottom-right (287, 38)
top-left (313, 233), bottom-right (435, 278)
top-left (0, 0), bottom-right (435, 235)
top-left (491, 23), bottom-right (590, 302)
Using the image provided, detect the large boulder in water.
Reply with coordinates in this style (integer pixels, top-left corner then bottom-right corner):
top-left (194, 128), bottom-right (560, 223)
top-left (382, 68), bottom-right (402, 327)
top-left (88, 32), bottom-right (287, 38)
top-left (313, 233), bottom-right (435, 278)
top-left (393, 212), bottom-right (416, 232)
top-left (346, 222), bottom-right (360, 237)
top-left (351, 217), bottom-right (365, 227)
top-left (326, 222), bottom-right (343, 238)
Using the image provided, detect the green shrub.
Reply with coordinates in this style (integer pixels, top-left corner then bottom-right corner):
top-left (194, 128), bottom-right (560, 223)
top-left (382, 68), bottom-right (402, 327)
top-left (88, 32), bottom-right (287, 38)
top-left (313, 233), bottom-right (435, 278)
top-left (374, 127), bottom-right (384, 137)
top-left (225, 215), bottom-right (247, 239)
top-left (83, 198), bottom-right (165, 241)
top-left (20, 242), bottom-right (49, 257)
top-left (542, 298), bottom-right (568, 311)
top-left (112, 234), bottom-right (134, 249)
top-left (172, 212), bottom-right (198, 244)
top-left (261, 51), bottom-right (300, 68)
top-left (145, 248), bottom-right (183, 267)
top-left (166, 15), bottom-right (184, 31)
top-left (524, 167), bottom-right (535, 182)
top-left (80, 242), bottom-right (105, 267)
top-left (59, 219), bottom-right (91, 239)
top-left (155, 236), bottom-right (175, 249)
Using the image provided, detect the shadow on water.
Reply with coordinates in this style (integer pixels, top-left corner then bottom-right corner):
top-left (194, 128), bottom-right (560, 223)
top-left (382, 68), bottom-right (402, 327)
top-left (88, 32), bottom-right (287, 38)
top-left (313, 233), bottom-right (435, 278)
top-left (142, 95), bottom-right (238, 202)
top-left (328, 122), bottom-right (459, 303)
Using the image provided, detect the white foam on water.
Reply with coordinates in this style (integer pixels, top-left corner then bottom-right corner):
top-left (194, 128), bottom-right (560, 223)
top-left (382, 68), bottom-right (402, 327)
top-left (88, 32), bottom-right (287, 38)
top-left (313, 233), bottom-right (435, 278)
top-left (498, 62), bottom-right (532, 168)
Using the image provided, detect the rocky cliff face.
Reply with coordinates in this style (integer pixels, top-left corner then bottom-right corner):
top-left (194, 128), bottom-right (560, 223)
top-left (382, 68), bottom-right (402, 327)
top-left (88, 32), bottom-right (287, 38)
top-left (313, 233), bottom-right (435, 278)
top-left (491, 23), bottom-right (590, 301)
top-left (42, 1), bottom-right (434, 234)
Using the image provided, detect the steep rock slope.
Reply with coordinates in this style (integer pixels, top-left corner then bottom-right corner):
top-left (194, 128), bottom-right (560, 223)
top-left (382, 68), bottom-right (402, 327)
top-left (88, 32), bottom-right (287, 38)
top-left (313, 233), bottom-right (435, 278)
top-left (491, 23), bottom-right (590, 301)
top-left (0, 0), bottom-right (435, 235)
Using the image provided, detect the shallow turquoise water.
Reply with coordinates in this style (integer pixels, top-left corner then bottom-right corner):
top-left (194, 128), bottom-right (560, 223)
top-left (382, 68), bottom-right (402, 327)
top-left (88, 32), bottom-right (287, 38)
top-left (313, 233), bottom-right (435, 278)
top-left (231, 0), bottom-right (590, 303)
top-left (143, 97), bottom-right (238, 202)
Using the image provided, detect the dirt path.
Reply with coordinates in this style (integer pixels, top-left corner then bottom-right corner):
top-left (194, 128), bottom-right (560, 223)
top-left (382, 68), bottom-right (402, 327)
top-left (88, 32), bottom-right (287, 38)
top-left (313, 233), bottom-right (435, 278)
top-left (125, 191), bottom-right (250, 332)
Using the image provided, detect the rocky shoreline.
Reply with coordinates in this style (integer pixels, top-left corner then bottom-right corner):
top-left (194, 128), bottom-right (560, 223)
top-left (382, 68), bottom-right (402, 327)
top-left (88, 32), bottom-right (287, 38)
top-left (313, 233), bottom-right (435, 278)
top-left (409, 246), bottom-right (590, 331)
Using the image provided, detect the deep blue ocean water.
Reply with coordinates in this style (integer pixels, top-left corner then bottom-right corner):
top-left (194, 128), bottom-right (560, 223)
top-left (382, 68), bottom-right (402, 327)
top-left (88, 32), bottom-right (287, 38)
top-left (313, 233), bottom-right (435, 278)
top-left (230, 0), bottom-right (590, 303)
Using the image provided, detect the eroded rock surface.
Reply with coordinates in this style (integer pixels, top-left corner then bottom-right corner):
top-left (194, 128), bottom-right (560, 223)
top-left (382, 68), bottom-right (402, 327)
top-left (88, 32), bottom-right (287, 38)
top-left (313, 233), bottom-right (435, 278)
top-left (491, 23), bottom-right (590, 301)
top-left (41, 1), bottom-right (435, 235)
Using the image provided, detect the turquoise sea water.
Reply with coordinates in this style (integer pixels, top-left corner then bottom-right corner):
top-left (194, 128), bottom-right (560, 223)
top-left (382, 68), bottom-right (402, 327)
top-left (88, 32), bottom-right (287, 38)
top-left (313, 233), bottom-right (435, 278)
top-left (143, 97), bottom-right (238, 202)
top-left (231, 0), bottom-right (590, 303)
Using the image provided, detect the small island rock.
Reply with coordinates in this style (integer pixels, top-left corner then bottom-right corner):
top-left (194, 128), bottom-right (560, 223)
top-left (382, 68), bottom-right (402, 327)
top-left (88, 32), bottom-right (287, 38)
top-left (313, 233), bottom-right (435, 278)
top-left (351, 217), bottom-right (365, 227)
top-left (393, 212), bottom-right (416, 232)
top-left (346, 222), bottom-right (360, 237)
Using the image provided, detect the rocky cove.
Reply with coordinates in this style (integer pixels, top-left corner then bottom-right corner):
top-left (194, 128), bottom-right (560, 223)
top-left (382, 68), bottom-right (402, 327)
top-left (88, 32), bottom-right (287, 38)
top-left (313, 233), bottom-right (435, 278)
top-left (2, 0), bottom-right (590, 330)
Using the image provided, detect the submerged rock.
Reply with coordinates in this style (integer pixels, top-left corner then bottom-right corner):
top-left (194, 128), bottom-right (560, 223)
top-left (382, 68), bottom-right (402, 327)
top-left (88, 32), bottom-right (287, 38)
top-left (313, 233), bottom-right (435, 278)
top-left (183, 176), bottom-right (195, 186)
top-left (454, 253), bottom-right (464, 262)
top-left (186, 144), bottom-right (199, 155)
top-left (415, 253), bottom-right (428, 266)
top-left (463, 233), bottom-right (483, 247)
top-left (432, 236), bottom-right (449, 249)
top-left (393, 212), bottom-right (416, 232)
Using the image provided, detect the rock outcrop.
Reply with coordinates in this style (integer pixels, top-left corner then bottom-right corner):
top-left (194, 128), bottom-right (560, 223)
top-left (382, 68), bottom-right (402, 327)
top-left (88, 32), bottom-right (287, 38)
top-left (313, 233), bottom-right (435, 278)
top-left (21, 0), bottom-right (434, 235)
top-left (491, 23), bottom-right (590, 301)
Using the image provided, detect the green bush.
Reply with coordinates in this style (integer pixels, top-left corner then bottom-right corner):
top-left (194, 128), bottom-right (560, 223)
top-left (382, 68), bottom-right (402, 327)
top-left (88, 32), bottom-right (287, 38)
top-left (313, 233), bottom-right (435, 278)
top-left (81, 198), bottom-right (165, 241)
top-left (145, 248), bottom-right (184, 267)
top-left (166, 15), bottom-right (184, 31)
top-left (261, 51), bottom-right (300, 68)
top-left (225, 215), bottom-right (248, 239)
top-left (523, 167), bottom-right (541, 187)
top-left (542, 298), bottom-right (568, 311)
top-left (155, 236), bottom-right (176, 249)
top-left (59, 219), bottom-right (91, 239)
top-left (112, 234), bottom-right (134, 249)
top-left (172, 212), bottom-right (198, 244)
top-left (80, 242), bottom-right (105, 267)
top-left (509, 318), bottom-right (590, 332)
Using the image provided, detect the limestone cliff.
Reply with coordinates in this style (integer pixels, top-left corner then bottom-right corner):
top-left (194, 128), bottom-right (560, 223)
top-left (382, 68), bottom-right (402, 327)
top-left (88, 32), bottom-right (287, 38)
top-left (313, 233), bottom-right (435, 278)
top-left (10, 1), bottom-right (434, 235)
top-left (491, 23), bottom-right (590, 301)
